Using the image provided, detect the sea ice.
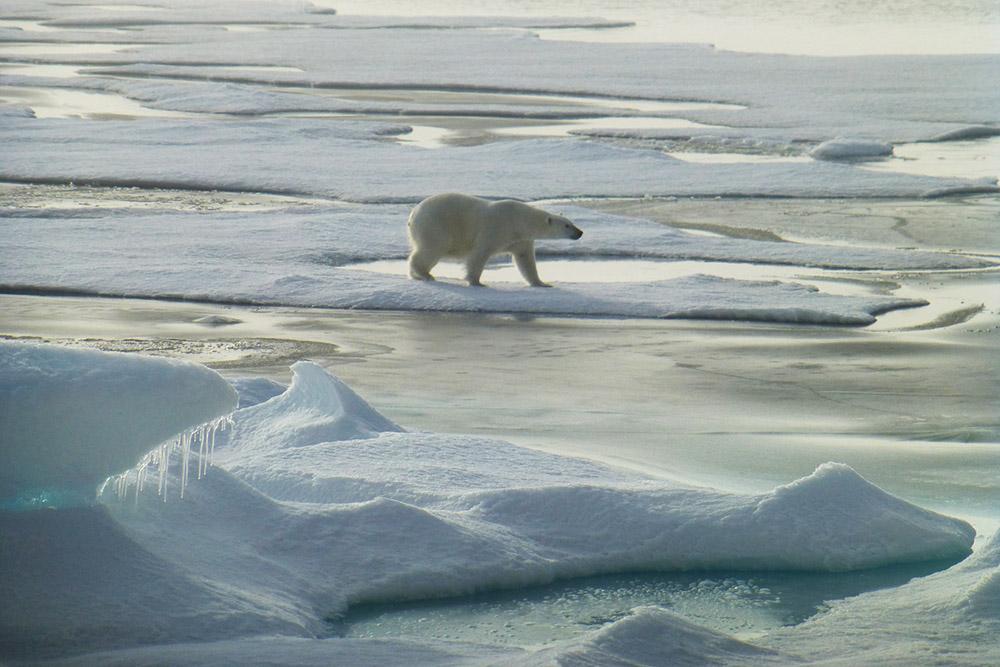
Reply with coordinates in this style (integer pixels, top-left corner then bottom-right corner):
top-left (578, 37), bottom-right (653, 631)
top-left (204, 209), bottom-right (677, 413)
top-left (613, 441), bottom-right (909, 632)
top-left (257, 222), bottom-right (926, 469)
top-left (3, 203), bottom-right (990, 324)
top-left (760, 527), bottom-right (1000, 665)
top-left (4, 10), bottom-right (995, 143)
top-left (2, 117), bottom-right (995, 200)
top-left (0, 350), bottom-right (987, 664)
top-left (0, 341), bottom-right (236, 506)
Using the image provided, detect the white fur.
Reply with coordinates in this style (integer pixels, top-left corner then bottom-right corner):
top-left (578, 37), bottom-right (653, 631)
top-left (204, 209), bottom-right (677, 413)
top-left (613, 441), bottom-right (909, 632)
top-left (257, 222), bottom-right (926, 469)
top-left (407, 193), bottom-right (583, 287)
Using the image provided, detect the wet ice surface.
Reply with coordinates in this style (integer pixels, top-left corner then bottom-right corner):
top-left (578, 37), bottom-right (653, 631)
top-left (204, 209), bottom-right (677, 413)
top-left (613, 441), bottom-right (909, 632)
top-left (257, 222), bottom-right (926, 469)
top-left (338, 562), bottom-right (954, 646)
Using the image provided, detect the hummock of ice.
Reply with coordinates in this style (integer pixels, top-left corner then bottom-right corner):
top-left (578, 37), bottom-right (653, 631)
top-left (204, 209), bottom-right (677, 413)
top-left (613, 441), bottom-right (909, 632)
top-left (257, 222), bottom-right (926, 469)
top-left (531, 607), bottom-right (786, 666)
top-left (0, 350), bottom-right (986, 663)
top-left (809, 138), bottom-right (894, 161)
top-left (0, 341), bottom-right (236, 505)
top-left (761, 525), bottom-right (1000, 665)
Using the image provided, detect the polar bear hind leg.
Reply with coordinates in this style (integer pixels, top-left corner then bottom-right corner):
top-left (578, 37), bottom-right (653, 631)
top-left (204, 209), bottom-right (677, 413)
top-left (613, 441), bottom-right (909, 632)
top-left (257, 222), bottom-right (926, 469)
top-left (408, 247), bottom-right (439, 281)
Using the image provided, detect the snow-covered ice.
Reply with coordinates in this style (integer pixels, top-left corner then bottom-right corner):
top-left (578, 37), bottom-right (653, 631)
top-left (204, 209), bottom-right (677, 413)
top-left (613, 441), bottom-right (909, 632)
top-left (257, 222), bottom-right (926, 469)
top-left (2, 118), bottom-right (995, 200)
top-left (3, 203), bottom-right (978, 324)
top-left (0, 341), bottom-right (236, 507)
top-left (0, 347), bottom-right (991, 665)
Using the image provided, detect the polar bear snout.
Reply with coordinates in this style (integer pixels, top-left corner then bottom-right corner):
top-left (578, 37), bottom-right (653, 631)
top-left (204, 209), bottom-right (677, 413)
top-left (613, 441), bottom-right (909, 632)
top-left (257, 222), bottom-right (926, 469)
top-left (548, 215), bottom-right (583, 240)
top-left (561, 223), bottom-right (583, 240)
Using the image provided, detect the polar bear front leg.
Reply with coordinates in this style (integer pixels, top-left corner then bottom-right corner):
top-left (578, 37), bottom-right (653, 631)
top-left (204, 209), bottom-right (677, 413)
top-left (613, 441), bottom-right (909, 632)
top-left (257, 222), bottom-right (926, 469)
top-left (464, 247), bottom-right (494, 287)
top-left (512, 241), bottom-right (550, 287)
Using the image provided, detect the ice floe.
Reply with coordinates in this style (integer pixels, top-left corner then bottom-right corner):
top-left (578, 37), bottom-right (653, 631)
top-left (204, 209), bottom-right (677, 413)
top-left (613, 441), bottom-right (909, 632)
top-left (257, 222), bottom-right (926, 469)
top-left (3, 203), bottom-right (980, 324)
top-left (0, 348), bottom-right (985, 663)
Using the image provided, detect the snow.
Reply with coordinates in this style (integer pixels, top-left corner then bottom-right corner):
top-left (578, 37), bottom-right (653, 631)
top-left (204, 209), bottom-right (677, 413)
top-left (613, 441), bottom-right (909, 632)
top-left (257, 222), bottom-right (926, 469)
top-left (809, 138), bottom-right (894, 161)
top-left (228, 377), bottom-right (287, 409)
top-left (0, 341), bottom-right (236, 507)
top-left (0, 352), bottom-right (987, 664)
top-left (529, 607), bottom-right (787, 666)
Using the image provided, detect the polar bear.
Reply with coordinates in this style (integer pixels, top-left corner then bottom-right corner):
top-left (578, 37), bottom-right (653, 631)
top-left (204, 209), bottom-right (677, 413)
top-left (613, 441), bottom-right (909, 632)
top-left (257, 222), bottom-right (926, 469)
top-left (407, 193), bottom-right (583, 287)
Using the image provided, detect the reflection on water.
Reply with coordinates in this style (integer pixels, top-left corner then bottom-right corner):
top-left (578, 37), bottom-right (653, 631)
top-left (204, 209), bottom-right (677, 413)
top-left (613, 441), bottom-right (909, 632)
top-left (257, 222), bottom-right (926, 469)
top-left (0, 63), bottom-right (84, 78)
top-left (0, 19), bottom-right (61, 32)
top-left (493, 115), bottom-right (722, 138)
top-left (335, 559), bottom-right (959, 646)
top-left (0, 42), bottom-right (137, 55)
top-left (0, 86), bottom-right (197, 119)
top-left (667, 152), bottom-right (812, 165)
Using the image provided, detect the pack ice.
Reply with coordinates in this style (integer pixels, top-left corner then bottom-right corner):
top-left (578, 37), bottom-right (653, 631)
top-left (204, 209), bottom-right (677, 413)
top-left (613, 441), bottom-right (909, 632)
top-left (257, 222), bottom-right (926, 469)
top-left (0, 344), bottom-right (978, 662)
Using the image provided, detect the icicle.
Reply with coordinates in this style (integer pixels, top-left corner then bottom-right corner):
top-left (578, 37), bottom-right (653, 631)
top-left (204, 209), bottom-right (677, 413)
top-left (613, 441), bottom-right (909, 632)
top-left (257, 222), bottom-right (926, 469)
top-left (208, 421), bottom-right (217, 469)
top-left (197, 424), bottom-right (208, 479)
top-left (108, 410), bottom-right (234, 504)
top-left (179, 431), bottom-right (189, 499)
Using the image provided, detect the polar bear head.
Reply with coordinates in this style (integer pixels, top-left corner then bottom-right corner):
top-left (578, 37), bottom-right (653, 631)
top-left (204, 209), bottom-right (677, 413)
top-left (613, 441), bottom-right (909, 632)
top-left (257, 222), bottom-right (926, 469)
top-left (538, 212), bottom-right (584, 241)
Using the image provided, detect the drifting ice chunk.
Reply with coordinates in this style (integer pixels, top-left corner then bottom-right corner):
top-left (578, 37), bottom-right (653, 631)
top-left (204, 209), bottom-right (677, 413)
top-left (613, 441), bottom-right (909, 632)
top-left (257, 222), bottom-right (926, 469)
top-left (809, 138), bottom-right (894, 161)
top-left (0, 341), bottom-right (237, 508)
